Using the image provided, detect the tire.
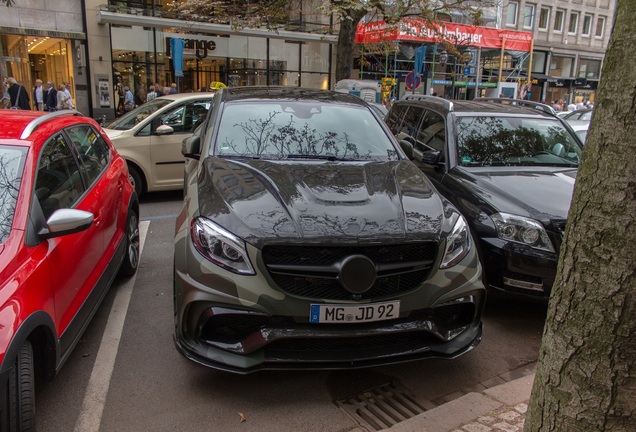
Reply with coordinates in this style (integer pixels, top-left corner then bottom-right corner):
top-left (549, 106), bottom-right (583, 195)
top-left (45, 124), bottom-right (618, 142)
top-left (118, 210), bottom-right (140, 277)
top-left (127, 164), bottom-right (143, 198)
top-left (4, 340), bottom-right (35, 432)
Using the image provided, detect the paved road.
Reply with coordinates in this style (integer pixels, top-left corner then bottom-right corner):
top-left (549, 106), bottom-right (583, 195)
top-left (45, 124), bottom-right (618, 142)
top-left (36, 191), bottom-right (548, 432)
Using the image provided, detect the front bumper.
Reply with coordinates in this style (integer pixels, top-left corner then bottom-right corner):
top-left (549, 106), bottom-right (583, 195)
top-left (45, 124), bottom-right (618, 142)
top-left (174, 301), bottom-right (483, 373)
top-left (173, 235), bottom-right (486, 373)
top-left (479, 237), bottom-right (558, 300)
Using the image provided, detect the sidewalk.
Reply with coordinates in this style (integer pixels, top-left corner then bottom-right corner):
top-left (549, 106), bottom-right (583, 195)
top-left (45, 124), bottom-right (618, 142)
top-left (381, 372), bottom-right (535, 432)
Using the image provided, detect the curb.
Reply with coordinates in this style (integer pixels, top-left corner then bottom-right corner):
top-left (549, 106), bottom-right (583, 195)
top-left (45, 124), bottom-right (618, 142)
top-left (380, 373), bottom-right (535, 432)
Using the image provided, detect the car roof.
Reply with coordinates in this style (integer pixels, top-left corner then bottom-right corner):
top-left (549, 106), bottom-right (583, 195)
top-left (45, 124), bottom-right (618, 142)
top-left (217, 86), bottom-right (369, 106)
top-left (397, 95), bottom-right (558, 119)
top-left (0, 110), bottom-right (88, 142)
top-left (154, 92), bottom-right (217, 103)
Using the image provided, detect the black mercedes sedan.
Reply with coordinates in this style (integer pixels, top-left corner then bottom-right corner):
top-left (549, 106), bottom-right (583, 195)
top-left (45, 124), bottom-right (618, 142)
top-left (173, 87), bottom-right (485, 373)
top-left (386, 96), bottom-right (583, 300)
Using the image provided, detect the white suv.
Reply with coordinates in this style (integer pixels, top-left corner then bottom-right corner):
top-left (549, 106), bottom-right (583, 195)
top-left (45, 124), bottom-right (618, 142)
top-left (104, 92), bottom-right (215, 196)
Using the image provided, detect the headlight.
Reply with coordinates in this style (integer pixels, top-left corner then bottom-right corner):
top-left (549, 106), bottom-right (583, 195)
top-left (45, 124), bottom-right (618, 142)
top-left (491, 213), bottom-right (555, 253)
top-left (190, 218), bottom-right (255, 275)
top-left (440, 214), bottom-right (471, 269)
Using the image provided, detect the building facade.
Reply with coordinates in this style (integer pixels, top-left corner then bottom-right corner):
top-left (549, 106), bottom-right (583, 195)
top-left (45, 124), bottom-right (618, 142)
top-left (502, 0), bottom-right (614, 105)
top-left (1, 0), bottom-right (337, 120)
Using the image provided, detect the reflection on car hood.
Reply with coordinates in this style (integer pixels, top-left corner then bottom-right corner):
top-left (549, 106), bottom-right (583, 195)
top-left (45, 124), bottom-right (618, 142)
top-left (102, 128), bottom-right (125, 139)
top-left (454, 167), bottom-right (577, 220)
top-left (197, 158), bottom-right (445, 247)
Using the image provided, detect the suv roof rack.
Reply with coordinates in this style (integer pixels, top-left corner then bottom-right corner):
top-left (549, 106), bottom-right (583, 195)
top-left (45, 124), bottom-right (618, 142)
top-left (400, 94), bottom-right (454, 112)
top-left (473, 97), bottom-right (556, 116)
top-left (20, 110), bottom-right (83, 140)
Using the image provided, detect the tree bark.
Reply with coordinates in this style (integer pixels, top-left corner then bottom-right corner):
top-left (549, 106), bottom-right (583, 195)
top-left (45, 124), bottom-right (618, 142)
top-left (524, 1), bottom-right (636, 430)
top-left (334, 9), bottom-right (367, 82)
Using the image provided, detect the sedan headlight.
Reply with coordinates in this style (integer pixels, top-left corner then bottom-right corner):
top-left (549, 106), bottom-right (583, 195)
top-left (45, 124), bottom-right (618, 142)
top-left (491, 212), bottom-right (555, 253)
top-left (191, 218), bottom-right (255, 275)
top-left (440, 214), bottom-right (471, 269)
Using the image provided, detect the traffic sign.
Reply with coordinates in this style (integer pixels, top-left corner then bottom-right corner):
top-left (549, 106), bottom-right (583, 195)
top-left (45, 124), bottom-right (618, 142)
top-left (405, 71), bottom-right (421, 90)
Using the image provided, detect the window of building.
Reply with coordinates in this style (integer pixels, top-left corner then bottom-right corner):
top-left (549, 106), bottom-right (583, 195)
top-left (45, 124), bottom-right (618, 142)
top-left (582, 14), bottom-right (592, 37)
top-left (554, 9), bottom-right (564, 32)
top-left (523, 4), bottom-right (535, 29)
top-left (578, 58), bottom-right (602, 80)
top-left (568, 12), bottom-right (579, 34)
top-left (506, 2), bottom-right (518, 26)
top-left (538, 7), bottom-right (550, 31)
top-left (596, 17), bottom-right (606, 38)
top-left (550, 55), bottom-right (574, 78)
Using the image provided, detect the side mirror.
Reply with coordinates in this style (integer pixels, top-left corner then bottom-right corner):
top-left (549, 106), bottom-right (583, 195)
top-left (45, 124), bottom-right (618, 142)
top-left (38, 209), bottom-right (93, 239)
top-left (155, 124), bottom-right (174, 135)
top-left (420, 150), bottom-right (441, 165)
top-left (399, 140), bottom-right (414, 160)
top-left (181, 135), bottom-right (201, 160)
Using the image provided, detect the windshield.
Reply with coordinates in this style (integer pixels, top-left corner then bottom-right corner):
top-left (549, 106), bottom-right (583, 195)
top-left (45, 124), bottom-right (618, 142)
top-left (213, 101), bottom-right (398, 161)
top-left (456, 116), bottom-right (581, 167)
top-left (0, 145), bottom-right (28, 243)
top-left (106, 98), bottom-right (173, 130)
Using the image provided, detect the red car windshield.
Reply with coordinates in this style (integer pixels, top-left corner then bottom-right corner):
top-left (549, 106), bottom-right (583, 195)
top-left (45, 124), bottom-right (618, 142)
top-left (0, 145), bottom-right (28, 243)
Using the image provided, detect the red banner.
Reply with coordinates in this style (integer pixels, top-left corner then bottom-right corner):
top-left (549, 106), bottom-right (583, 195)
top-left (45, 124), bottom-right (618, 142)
top-left (355, 18), bottom-right (533, 52)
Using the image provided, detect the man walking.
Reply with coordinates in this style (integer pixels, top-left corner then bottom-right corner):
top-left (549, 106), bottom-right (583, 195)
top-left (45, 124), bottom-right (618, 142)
top-left (33, 79), bottom-right (44, 110)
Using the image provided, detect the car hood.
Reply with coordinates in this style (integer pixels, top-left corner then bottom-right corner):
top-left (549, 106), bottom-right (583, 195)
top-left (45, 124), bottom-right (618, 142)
top-left (103, 128), bottom-right (126, 139)
top-left (197, 158), bottom-right (446, 248)
top-left (451, 167), bottom-right (577, 221)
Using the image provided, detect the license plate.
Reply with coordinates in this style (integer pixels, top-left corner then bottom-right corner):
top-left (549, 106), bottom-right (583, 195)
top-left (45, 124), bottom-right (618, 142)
top-left (310, 300), bottom-right (400, 324)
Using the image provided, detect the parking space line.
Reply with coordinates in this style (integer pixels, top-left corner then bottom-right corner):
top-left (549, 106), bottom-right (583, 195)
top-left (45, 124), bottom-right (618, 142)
top-left (73, 220), bottom-right (150, 432)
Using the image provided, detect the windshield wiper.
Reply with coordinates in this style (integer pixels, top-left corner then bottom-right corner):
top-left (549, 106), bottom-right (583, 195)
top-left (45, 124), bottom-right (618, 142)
top-left (287, 154), bottom-right (343, 161)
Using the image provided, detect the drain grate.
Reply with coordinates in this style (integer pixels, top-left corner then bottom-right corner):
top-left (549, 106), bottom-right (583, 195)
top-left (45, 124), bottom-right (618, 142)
top-left (336, 381), bottom-right (436, 431)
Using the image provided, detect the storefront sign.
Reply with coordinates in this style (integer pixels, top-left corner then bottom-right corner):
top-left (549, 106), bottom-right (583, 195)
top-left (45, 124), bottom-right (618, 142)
top-left (166, 37), bottom-right (216, 59)
top-left (581, 81), bottom-right (598, 90)
top-left (549, 79), bottom-right (570, 88)
top-left (574, 78), bottom-right (587, 86)
top-left (355, 18), bottom-right (533, 52)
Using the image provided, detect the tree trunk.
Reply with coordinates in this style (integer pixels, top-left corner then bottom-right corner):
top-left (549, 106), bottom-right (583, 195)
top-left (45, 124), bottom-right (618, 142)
top-left (335, 9), bottom-right (367, 82)
top-left (524, 1), bottom-right (636, 431)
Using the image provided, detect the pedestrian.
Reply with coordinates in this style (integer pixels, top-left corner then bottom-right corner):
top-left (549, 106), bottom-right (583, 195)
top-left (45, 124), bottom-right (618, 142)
top-left (169, 82), bottom-right (177, 94)
top-left (576, 100), bottom-right (585, 110)
top-left (45, 81), bottom-right (57, 111)
top-left (567, 102), bottom-right (576, 111)
top-left (123, 86), bottom-right (134, 111)
top-left (134, 84), bottom-right (146, 106)
top-left (551, 100), bottom-right (562, 112)
top-left (162, 86), bottom-right (170, 96)
top-left (56, 84), bottom-right (71, 110)
top-left (33, 79), bottom-right (45, 111)
top-left (64, 83), bottom-right (74, 109)
top-left (1, 78), bottom-right (9, 109)
top-left (7, 77), bottom-right (31, 110)
top-left (146, 85), bottom-right (158, 102)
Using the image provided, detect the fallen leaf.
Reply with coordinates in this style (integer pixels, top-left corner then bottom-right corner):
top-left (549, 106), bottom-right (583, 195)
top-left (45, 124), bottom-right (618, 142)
top-left (238, 412), bottom-right (246, 423)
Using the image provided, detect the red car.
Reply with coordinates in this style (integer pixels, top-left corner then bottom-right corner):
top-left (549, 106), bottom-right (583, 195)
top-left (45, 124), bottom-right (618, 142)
top-left (0, 110), bottom-right (139, 429)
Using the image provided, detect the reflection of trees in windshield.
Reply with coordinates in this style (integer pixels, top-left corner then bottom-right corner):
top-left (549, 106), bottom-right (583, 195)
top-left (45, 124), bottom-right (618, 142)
top-left (458, 117), bottom-right (544, 162)
top-left (457, 117), bottom-right (580, 166)
top-left (221, 111), bottom-right (370, 160)
top-left (0, 150), bottom-right (25, 243)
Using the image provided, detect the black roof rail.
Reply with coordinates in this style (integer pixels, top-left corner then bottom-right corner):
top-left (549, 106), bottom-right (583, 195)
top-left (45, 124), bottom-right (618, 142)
top-left (400, 94), bottom-right (454, 112)
top-left (473, 97), bottom-right (556, 116)
top-left (20, 110), bottom-right (83, 140)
